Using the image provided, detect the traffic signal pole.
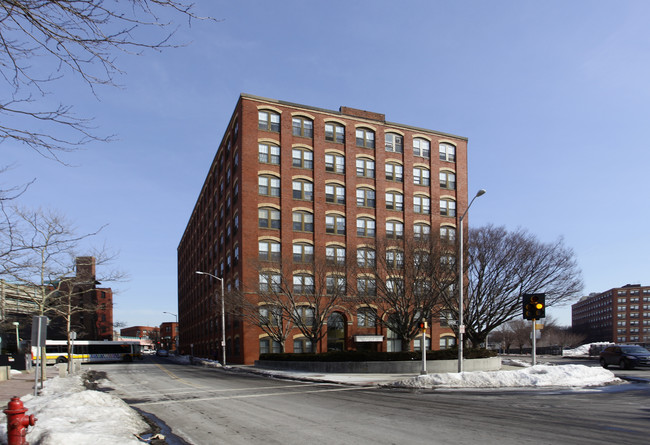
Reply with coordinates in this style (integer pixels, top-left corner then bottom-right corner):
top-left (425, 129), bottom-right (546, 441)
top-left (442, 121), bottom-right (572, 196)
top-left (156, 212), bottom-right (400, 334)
top-left (531, 318), bottom-right (537, 366)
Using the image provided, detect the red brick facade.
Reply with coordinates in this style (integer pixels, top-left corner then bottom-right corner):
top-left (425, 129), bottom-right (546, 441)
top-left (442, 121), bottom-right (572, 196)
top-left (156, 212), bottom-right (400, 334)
top-left (572, 284), bottom-right (650, 345)
top-left (178, 94), bottom-right (469, 364)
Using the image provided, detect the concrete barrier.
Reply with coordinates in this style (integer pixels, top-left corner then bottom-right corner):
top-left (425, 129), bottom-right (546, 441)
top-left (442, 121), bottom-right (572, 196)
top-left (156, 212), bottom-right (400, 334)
top-left (254, 356), bottom-right (501, 374)
top-left (0, 366), bottom-right (10, 381)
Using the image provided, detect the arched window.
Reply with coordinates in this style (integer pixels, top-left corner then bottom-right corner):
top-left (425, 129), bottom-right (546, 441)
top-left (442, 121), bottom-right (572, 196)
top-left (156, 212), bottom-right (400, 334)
top-left (259, 337), bottom-right (282, 354)
top-left (439, 143), bottom-right (456, 162)
top-left (356, 157), bottom-right (375, 178)
top-left (326, 275), bottom-right (346, 295)
top-left (258, 174), bottom-right (280, 197)
top-left (292, 179), bottom-right (314, 201)
top-left (385, 162), bottom-right (403, 182)
top-left (414, 195), bottom-right (431, 214)
top-left (356, 187), bottom-right (376, 208)
top-left (292, 211), bottom-right (314, 232)
top-left (293, 273), bottom-right (315, 294)
top-left (439, 170), bottom-right (456, 190)
top-left (327, 312), bottom-right (346, 351)
top-left (414, 223), bottom-right (431, 240)
top-left (440, 226), bottom-right (456, 242)
top-left (357, 307), bottom-right (377, 326)
top-left (325, 122), bottom-right (345, 143)
top-left (326, 245), bottom-right (346, 264)
top-left (413, 138), bottom-right (430, 158)
top-left (292, 116), bottom-right (313, 138)
top-left (356, 128), bottom-right (375, 148)
top-left (385, 133), bottom-right (403, 153)
top-left (293, 242), bottom-right (314, 263)
top-left (325, 183), bottom-right (345, 204)
top-left (325, 214), bottom-right (346, 235)
top-left (325, 153), bottom-right (345, 173)
top-left (292, 147), bottom-right (314, 169)
top-left (258, 207), bottom-right (280, 229)
top-left (385, 191), bottom-right (404, 211)
top-left (259, 271), bottom-right (281, 292)
top-left (258, 142), bottom-right (280, 164)
top-left (259, 239), bottom-right (280, 261)
top-left (356, 217), bottom-right (376, 237)
top-left (259, 110), bottom-right (280, 132)
top-left (440, 199), bottom-right (456, 217)
top-left (413, 166), bottom-right (430, 186)
top-left (356, 247), bottom-right (376, 267)
top-left (386, 249), bottom-right (404, 269)
top-left (386, 220), bottom-right (404, 239)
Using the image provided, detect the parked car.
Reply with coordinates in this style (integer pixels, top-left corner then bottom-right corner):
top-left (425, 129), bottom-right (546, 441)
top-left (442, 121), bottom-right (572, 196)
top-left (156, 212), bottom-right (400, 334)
top-left (156, 349), bottom-right (169, 357)
top-left (599, 345), bottom-right (650, 369)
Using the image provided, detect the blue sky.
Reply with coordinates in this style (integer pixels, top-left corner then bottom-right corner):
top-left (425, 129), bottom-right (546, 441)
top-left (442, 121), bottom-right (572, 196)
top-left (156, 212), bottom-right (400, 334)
top-left (3, 1), bottom-right (649, 328)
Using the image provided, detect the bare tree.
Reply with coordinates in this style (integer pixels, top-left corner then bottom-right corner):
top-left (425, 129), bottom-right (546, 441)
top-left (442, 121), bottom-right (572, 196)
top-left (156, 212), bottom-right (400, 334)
top-left (226, 287), bottom-right (293, 353)
top-left (542, 325), bottom-right (587, 350)
top-left (350, 235), bottom-right (453, 351)
top-left (0, 1), bottom-right (211, 159)
top-left (440, 224), bottom-right (583, 348)
top-left (508, 319), bottom-right (531, 354)
top-left (237, 251), bottom-right (350, 354)
top-left (0, 206), bottom-right (121, 378)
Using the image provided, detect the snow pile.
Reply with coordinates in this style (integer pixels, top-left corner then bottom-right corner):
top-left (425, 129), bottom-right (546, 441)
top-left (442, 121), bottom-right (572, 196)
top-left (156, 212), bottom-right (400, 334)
top-left (0, 375), bottom-right (148, 445)
top-left (562, 342), bottom-right (613, 357)
top-left (388, 364), bottom-right (621, 389)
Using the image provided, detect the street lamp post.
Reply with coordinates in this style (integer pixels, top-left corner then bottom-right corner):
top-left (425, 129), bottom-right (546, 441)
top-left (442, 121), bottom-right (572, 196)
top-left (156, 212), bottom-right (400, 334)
top-left (458, 189), bottom-right (486, 373)
top-left (162, 312), bottom-right (178, 351)
top-left (12, 322), bottom-right (20, 353)
top-left (195, 271), bottom-right (226, 366)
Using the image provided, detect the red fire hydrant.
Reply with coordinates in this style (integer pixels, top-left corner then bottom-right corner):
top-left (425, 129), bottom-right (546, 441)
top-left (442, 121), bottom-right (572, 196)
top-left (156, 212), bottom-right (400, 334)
top-left (4, 397), bottom-right (37, 445)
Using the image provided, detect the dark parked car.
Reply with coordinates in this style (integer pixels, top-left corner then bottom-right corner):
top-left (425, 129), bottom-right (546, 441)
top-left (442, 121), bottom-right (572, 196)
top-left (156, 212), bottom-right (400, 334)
top-left (156, 349), bottom-right (169, 357)
top-left (599, 345), bottom-right (650, 369)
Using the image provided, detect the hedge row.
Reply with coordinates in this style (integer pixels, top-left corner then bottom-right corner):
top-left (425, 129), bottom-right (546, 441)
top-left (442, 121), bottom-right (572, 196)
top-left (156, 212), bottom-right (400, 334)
top-left (259, 348), bottom-right (496, 362)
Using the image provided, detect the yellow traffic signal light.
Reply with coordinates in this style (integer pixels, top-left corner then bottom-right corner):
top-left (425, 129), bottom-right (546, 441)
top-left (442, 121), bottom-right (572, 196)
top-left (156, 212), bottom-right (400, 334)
top-left (523, 293), bottom-right (546, 320)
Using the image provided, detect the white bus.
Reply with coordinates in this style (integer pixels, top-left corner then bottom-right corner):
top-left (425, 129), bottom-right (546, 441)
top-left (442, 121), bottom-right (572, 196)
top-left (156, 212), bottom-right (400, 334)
top-left (32, 340), bottom-right (143, 364)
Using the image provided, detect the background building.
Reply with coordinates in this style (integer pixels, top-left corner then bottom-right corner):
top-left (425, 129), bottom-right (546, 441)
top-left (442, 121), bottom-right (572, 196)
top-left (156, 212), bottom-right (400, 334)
top-left (178, 94), bottom-right (469, 364)
top-left (160, 322), bottom-right (178, 352)
top-left (572, 284), bottom-right (650, 345)
top-left (1, 257), bottom-right (113, 349)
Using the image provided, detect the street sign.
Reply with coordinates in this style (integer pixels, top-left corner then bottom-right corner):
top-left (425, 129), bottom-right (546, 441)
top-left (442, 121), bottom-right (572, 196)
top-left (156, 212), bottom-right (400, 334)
top-left (31, 316), bottom-right (48, 347)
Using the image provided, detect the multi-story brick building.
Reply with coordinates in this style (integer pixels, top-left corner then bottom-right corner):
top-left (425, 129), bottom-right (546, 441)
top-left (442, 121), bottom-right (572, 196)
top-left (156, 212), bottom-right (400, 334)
top-left (572, 284), bottom-right (650, 345)
top-left (160, 322), bottom-right (178, 352)
top-left (178, 94), bottom-right (469, 364)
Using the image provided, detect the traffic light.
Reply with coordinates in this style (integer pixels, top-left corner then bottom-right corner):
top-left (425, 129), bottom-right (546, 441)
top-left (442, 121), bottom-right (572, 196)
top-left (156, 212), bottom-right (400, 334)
top-left (419, 321), bottom-right (428, 332)
top-left (523, 293), bottom-right (545, 320)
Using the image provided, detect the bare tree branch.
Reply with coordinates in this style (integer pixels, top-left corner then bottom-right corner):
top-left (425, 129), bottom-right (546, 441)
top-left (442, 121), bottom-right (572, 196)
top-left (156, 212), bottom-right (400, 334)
top-left (0, 1), bottom-right (214, 158)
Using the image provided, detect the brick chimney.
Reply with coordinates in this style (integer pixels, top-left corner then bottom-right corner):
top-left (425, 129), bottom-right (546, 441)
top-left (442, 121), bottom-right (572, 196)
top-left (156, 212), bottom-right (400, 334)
top-left (76, 257), bottom-right (96, 280)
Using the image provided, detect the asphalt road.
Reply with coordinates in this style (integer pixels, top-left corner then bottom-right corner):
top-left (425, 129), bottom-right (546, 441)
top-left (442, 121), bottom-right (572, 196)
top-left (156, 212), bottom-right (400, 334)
top-left (92, 357), bottom-right (650, 445)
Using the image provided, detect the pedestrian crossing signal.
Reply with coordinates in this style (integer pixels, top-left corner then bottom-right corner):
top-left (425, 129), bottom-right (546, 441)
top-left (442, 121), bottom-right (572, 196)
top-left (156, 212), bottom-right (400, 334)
top-left (523, 293), bottom-right (545, 320)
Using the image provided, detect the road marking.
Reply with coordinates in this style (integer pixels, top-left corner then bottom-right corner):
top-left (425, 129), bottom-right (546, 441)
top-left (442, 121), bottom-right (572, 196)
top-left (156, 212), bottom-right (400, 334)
top-left (152, 363), bottom-right (206, 389)
top-left (130, 385), bottom-right (372, 406)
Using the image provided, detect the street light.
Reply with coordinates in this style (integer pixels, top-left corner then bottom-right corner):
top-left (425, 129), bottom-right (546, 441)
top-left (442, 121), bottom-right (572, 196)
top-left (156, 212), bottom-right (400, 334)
top-left (195, 271), bottom-right (226, 366)
top-left (458, 189), bottom-right (486, 373)
top-left (162, 312), bottom-right (178, 351)
top-left (12, 322), bottom-right (20, 353)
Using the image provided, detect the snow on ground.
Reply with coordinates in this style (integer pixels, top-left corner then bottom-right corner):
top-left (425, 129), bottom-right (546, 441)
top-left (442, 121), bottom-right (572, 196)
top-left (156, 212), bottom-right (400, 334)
top-left (388, 364), bottom-right (620, 389)
top-left (562, 342), bottom-right (613, 357)
top-left (0, 375), bottom-right (148, 445)
top-left (0, 360), bottom-right (624, 444)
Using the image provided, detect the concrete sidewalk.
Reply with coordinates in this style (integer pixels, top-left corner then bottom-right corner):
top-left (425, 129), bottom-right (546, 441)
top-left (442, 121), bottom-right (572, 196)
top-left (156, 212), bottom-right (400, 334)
top-left (0, 367), bottom-right (56, 408)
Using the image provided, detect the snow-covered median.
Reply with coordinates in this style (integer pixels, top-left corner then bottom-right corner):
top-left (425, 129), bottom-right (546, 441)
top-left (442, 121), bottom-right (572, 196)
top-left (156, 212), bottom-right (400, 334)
top-left (388, 364), bottom-right (621, 389)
